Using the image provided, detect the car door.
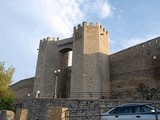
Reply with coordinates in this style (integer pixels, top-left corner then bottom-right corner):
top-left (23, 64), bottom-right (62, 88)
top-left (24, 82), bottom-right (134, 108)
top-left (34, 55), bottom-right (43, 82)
top-left (112, 114), bottom-right (136, 120)
top-left (135, 113), bottom-right (157, 120)
top-left (104, 107), bottom-right (122, 120)
top-left (105, 104), bottom-right (160, 120)
top-left (116, 106), bottom-right (137, 120)
top-left (107, 106), bottom-right (136, 120)
top-left (131, 105), bottom-right (158, 120)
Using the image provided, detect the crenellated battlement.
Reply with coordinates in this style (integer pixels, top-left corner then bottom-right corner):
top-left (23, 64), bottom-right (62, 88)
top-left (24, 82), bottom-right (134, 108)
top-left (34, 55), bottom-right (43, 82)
top-left (40, 37), bottom-right (61, 44)
top-left (73, 22), bottom-right (108, 40)
top-left (74, 24), bottom-right (82, 31)
top-left (110, 37), bottom-right (160, 59)
top-left (40, 37), bottom-right (54, 43)
top-left (74, 22), bottom-right (108, 34)
top-left (38, 36), bottom-right (74, 54)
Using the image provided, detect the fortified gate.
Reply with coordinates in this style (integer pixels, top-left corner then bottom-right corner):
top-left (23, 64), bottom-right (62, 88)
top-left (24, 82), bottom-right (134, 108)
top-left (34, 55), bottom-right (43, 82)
top-left (33, 22), bottom-right (110, 98)
top-left (11, 22), bottom-right (160, 119)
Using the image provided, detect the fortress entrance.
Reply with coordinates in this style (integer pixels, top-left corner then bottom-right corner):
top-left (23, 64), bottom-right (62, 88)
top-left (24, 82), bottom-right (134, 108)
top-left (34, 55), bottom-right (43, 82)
top-left (33, 22), bottom-right (110, 98)
top-left (57, 48), bottom-right (72, 98)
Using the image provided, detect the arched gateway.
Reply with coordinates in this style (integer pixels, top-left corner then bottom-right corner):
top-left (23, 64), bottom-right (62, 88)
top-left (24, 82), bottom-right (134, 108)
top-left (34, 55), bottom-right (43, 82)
top-left (10, 22), bottom-right (160, 120)
top-left (33, 22), bottom-right (110, 98)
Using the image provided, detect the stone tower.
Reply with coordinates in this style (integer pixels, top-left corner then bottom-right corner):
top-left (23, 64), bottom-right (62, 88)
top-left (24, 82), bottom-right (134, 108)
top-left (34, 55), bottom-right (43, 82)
top-left (70, 22), bottom-right (110, 98)
top-left (33, 38), bottom-right (59, 97)
top-left (33, 22), bottom-right (110, 99)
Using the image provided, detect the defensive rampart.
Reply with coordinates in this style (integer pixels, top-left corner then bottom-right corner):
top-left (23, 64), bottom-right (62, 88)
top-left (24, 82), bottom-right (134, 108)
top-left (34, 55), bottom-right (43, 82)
top-left (10, 77), bottom-right (34, 105)
top-left (110, 37), bottom-right (160, 93)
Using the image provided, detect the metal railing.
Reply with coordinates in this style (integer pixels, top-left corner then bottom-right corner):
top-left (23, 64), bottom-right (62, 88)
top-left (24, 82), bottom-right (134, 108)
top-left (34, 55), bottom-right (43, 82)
top-left (54, 92), bottom-right (160, 100)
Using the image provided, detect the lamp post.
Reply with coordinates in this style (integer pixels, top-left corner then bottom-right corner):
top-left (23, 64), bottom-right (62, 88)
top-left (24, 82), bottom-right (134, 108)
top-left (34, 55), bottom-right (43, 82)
top-left (54, 69), bottom-right (60, 98)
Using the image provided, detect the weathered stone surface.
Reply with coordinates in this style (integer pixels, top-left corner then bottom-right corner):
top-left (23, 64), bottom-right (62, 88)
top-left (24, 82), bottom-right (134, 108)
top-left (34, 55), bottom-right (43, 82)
top-left (71, 22), bottom-right (110, 98)
top-left (22, 98), bottom-right (159, 120)
top-left (110, 37), bottom-right (160, 93)
top-left (47, 107), bottom-right (68, 120)
top-left (10, 22), bottom-right (160, 119)
top-left (10, 77), bottom-right (34, 106)
top-left (22, 98), bottom-right (117, 120)
top-left (11, 22), bottom-right (160, 101)
top-left (15, 109), bottom-right (28, 120)
top-left (0, 110), bottom-right (15, 120)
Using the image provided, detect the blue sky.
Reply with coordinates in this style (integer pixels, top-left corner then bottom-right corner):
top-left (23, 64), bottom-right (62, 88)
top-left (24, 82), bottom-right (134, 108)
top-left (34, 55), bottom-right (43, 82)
top-left (0, 0), bottom-right (160, 83)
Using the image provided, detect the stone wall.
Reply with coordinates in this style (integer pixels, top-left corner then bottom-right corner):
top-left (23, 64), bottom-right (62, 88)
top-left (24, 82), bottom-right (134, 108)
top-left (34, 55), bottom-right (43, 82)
top-left (10, 77), bottom-right (34, 105)
top-left (11, 23), bottom-right (160, 105)
top-left (33, 38), bottom-right (59, 98)
top-left (15, 109), bottom-right (28, 120)
top-left (47, 107), bottom-right (68, 120)
top-left (110, 37), bottom-right (160, 93)
top-left (0, 110), bottom-right (15, 120)
top-left (71, 22), bottom-right (110, 98)
top-left (10, 22), bottom-right (160, 120)
top-left (22, 98), bottom-right (157, 120)
top-left (21, 98), bottom-right (120, 120)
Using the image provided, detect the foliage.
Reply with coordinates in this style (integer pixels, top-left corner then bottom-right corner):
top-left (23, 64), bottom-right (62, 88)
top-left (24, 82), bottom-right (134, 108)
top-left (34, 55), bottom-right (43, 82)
top-left (0, 98), bottom-right (13, 110)
top-left (136, 83), bottom-right (159, 100)
top-left (0, 62), bottom-right (15, 110)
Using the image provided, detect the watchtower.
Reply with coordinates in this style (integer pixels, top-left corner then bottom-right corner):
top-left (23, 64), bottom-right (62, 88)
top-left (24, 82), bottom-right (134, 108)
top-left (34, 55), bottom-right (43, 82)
top-left (33, 22), bottom-right (110, 99)
top-left (71, 22), bottom-right (110, 98)
top-left (33, 37), bottom-right (73, 98)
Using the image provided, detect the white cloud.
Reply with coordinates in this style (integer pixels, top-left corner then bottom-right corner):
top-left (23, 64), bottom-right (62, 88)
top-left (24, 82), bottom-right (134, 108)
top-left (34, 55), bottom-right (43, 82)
top-left (6, 0), bottom-right (113, 82)
top-left (9, 0), bottom-right (84, 37)
top-left (81, 0), bottom-right (112, 19)
top-left (9, 0), bottom-right (112, 38)
top-left (100, 3), bottom-right (112, 18)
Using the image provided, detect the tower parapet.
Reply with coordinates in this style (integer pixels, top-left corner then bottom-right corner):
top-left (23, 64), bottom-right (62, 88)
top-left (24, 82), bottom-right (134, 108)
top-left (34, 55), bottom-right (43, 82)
top-left (73, 22), bottom-right (109, 42)
top-left (40, 37), bottom-right (56, 42)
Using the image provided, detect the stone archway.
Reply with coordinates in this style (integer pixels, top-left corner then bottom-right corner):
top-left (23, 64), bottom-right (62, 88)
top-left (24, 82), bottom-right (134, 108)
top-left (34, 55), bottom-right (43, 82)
top-left (36, 90), bottom-right (40, 98)
top-left (57, 48), bottom-right (72, 98)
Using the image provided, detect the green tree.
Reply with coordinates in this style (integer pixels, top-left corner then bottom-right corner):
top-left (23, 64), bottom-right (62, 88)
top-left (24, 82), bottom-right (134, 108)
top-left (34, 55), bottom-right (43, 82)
top-left (0, 62), bottom-right (15, 110)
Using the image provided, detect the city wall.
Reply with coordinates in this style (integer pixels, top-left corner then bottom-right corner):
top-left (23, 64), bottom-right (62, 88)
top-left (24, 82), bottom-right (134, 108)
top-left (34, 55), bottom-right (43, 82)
top-left (10, 77), bottom-right (34, 105)
top-left (10, 22), bottom-right (160, 106)
top-left (110, 37), bottom-right (160, 93)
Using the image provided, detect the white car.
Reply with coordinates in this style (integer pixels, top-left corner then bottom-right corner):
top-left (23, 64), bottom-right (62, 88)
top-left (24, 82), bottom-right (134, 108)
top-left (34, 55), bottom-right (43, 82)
top-left (102, 103), bottom-right (160, 120)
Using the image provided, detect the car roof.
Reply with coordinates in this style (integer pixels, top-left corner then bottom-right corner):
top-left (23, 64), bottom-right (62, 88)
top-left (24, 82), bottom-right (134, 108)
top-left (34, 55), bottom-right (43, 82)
top-left (117, 103), bottom-right (153, 107)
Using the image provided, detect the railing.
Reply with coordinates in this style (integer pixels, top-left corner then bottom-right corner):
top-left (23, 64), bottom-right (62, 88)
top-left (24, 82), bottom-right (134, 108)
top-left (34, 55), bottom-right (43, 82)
top-left (55, 92), bottom-right (160, 100)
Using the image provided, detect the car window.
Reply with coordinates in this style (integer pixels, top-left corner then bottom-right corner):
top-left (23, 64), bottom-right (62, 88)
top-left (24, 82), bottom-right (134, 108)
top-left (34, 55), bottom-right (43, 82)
top-left (140, 105), bottom-right (153, 113)
top-left (132, 106), bottom-right (140, 113)
top-left (131, 105), bottom-right (153, 113)
top-left (109, 107), bottom-right (131, 114)
top-left (109, 108), bottom-right (118, 114)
